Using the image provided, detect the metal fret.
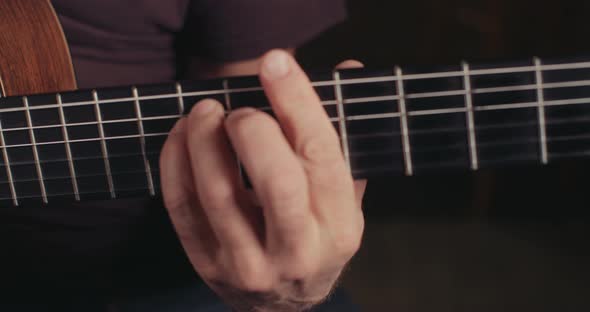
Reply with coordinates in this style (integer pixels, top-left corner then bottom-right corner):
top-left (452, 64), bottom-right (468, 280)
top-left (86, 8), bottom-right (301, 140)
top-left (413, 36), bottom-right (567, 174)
top-left (462, 62), bottom-right (479, 170)
top-left (333, 71), bottom-right (351, 171)
top-left (0, 119), bottom-right (18, 206)
top-left (175, 82), bottom-right (185, 115)
top-left (223, 79), bottom-right (232, 112)
top-left (534, 57), bottom-right (549, 165)
top-left (92, 90), bottom-right (116, 198)
top-left (223, 79), bottom-right (245, 183)
top-left (23, 96), bottom-right (48, 203)
top-left (395, 67), bottom-right (414, 176)
top-left (56, 94), bottom-right (80, 201)
top-left (133, 87), bottom-right (156, 196)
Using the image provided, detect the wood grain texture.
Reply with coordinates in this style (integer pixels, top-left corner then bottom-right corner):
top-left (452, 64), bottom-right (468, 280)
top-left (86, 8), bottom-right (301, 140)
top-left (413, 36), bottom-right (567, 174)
top-left (0, 0), bottom-right (76, 97)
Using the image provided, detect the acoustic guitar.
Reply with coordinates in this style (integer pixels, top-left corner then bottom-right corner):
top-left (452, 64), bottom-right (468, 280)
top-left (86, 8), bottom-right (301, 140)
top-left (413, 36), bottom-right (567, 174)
top-left (1, 0), bottom-right (590, 210)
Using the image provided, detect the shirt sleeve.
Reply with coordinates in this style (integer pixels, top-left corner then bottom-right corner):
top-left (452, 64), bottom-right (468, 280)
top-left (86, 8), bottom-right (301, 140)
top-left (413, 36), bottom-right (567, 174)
top-left (184, 0), bottom-right (347, 62)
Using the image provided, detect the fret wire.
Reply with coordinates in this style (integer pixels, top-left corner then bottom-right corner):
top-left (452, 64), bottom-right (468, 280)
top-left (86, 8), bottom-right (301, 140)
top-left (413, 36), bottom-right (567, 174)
top-left (0, 119), bottom-right (18, 206)
top-left (462, 62), bottom-right (479, 171)
top-left (176, 82), bottom-right (185, 115)
top-left (223, 79), bottom-right (247, 185)
top-left (223, 79), bottom-right (232, 112)
top-left (23, 96), bottom-right (48, 204)
top-left (56, 93), bottom-right (80, 201)
top-left (534, 57), bottom-right (549, 165)
top-left (395, 66), bottom-right (414, 176)
top-left (133, 87), bottom-right (156, 196)
top-left (92, 90), bottom-right (116, 198)
top-left (333, 71), bottom-right (351, 171)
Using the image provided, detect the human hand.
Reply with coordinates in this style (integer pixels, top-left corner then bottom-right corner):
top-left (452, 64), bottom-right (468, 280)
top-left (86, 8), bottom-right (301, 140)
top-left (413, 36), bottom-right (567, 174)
top-left (160, 50), bottom-right (367, 311)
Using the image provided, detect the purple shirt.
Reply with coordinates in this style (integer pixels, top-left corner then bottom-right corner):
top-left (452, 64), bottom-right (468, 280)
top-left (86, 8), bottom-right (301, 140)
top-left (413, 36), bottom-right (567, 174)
top-left (52, 0), bottom-right (347, 88)
top-left (1, 0), bottom-right (347, 307)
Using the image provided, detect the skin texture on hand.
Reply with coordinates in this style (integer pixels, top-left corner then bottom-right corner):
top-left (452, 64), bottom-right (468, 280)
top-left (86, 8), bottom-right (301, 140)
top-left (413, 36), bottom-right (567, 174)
top-left (159, 50), bottom-right (367, 312)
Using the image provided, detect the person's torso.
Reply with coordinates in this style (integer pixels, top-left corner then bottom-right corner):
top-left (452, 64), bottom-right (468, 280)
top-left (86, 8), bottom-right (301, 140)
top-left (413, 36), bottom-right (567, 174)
top-left (53, 0), bottom-right (190, 88)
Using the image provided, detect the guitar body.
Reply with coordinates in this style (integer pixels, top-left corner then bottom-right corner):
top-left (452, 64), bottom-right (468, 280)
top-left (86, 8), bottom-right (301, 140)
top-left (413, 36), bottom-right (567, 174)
top-left (0, 0), bottom-right (76, 97)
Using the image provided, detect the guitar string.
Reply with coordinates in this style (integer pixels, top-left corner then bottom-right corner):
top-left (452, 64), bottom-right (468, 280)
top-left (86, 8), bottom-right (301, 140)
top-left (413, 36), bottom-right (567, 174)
top-left (0, 60), bottom-right (590, 116)
top-left (0, 112), bottom-right (585, 169)
top-left (0, 128), bottom-right (588, 186)
top-left (2, 145), bottom-right (589, 202)
top-left (2, 61), bottom-right (590, 200)
top-left (1, 89), bottom-right (590, 151)
top-left (1, 82), bottom-right (590, 136)
top-left (0, 186), bottom-right (154, 202)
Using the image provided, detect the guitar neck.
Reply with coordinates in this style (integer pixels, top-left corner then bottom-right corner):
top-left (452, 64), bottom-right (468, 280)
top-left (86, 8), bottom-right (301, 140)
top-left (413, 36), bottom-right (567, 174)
top-left (1, 56), bottom-right (590, 206)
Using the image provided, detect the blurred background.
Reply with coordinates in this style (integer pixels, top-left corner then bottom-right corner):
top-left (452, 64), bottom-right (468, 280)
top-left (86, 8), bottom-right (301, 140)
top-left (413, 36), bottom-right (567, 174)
top-left (297, 1), bottom-right (590, 311)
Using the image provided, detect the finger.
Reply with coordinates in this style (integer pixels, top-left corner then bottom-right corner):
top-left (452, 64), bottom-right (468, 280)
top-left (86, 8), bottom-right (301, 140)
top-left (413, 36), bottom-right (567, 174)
top-left (335, 60), bottom-right (369, 210)
top-left (258, 51), bottom-right (359, 240)
top-left (224, 108), bottom-right (312, 251)
top-left (336, 60), bottom-right (364, 69)
top-left (160, 118), bottom-right (217, 270)
top-left (259, 50), bottom-right (344, 168)
top-left (186, 99), bottom-right (263, 258)
top-left (354, 180), bottom-right (367, 209)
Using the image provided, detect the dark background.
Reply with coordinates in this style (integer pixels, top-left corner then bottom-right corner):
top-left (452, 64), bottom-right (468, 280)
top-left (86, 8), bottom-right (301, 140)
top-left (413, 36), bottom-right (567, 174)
top-left (298, 1), bottom-right (590, 311)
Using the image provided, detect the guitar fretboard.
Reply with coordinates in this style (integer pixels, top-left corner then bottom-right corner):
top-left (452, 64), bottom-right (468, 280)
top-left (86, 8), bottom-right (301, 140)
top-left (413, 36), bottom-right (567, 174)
top-left (2, 56), bottom-right (590, 207)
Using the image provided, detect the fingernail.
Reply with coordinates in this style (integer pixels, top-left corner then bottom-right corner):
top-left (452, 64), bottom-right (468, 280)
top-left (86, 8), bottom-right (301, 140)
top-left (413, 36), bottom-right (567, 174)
top-left (262, 50), bottom-right (291, 80)
top-left (193, 99), bottom-right (217, 116)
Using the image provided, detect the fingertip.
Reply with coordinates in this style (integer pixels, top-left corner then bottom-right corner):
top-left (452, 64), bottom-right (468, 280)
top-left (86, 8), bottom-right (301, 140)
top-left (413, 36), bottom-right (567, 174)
top-left (170, 117), bottom-right (188, 134)
top-left (260, 49), bottom-right (293, 81)
top-left (336, 60), bottom-right (365, 70)
top-left (189, 99), bottom-right (224, 119)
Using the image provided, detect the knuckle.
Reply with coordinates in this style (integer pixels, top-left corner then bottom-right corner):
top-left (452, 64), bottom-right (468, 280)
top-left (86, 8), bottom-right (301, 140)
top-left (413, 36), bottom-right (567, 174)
top-left (187, 101), bottom-right (224, 135)
top-left (333, 223), bottom-right (364, 258)
top-left (298, 135), bottom-right (338, 163)
top-left (197, 264), bottom-right (220, 282)
top-left (232, 258), bottom-right (273, 292)
top-left (189, 99), bottom-right (222, 120)
top-left (226, 108), bottom-right (277, 137)
top-left (162, 190), bottom-right (191, 212)
top-left (280, 248), bottom-right (318, 281)
top-left (200, 182), bottom-right (236, 211)
top-left (263, 167), bottom-right (305, 207)
top-left (296, 134), bottom-right (344, 168)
